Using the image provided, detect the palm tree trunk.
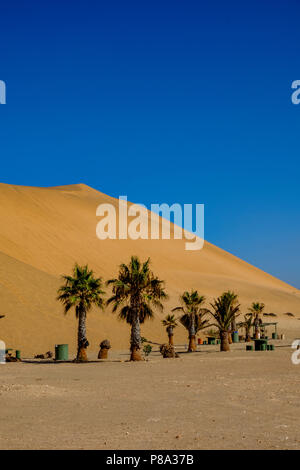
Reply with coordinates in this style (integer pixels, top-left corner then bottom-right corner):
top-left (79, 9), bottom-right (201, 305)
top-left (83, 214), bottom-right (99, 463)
top-left (220, 330), bottom-right (230, 352)
top-left (167, 326), bottom-right (174, 345)
top-left (254, 315), bottom-right (260, 339)
top-left (77, 307), bottom-right (88, 361)
top-left (188, 317), bottom-right (196, 352)
top-left (228, 330), bottom-right (233, 344)
top-left (130, 312), bottom-right (143, 361)
top-left (245, 326), bottom-right (251, 342)
top-left (188, 334), bottom-right (196, 351)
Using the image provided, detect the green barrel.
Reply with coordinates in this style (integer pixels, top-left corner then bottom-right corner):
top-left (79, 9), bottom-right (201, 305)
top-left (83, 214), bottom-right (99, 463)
top-left (254, 339), bottom-right (268, 351)
top-left (270, 344), bottom-right (275, 351)
top-left (246, 345), bottom-right (253, 351)
top-left (203, 341), bottom-right (207, 345)
top-left (272, 333), bottom-right (277, 340)
top-left (232, 332), bottom-right (239, 343)
top-left (55, 344), bottom-right (68, 361)
top-left (15, 350), bottom-right (21, 360)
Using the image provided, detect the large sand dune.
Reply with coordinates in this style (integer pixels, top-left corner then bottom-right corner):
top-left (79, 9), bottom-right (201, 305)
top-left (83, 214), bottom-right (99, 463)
top-left (0, 182), bottom-right (299, 355)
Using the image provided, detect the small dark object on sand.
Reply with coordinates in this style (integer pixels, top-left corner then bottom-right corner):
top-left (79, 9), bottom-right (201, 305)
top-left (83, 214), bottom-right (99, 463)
top-left (98, 339), bottom-right (111, 359)
top-left (6, 355), bottom-right (19, 362)
top-left (160, 343), bottom-right (179, 358)
top-left (34, 351), bottom-right (53, 360)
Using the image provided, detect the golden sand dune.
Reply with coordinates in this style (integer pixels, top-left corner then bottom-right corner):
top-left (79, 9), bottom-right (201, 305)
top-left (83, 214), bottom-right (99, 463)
top-left (0, 182), bottom-right (299, 355)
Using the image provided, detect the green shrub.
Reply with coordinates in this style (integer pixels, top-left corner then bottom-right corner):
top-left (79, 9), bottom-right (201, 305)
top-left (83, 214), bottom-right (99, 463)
top-left (143, 344), bottom-right (152, 356)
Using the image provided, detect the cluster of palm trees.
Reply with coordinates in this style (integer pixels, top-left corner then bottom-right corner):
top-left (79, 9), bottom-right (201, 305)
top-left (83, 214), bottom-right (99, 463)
top-left (57, 256), bottom-right (266, 361)
top-left (162, 290), bottom-right (242, 352)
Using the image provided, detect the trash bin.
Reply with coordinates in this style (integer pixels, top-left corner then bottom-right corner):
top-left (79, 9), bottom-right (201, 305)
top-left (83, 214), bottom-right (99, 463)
top-left (207, 337), bottom-right (215, 345)
top-left (55, 344), bottom-right (68, 361)
top-left (254, 339), bottom-right (268, 351)
top-left (246, 345), bottom-right (253, 351)
top-left (232, 331), bottom-right (239, 343)
top-left (272, 333), bottom-right (277, 340)
top-left (270, 344), bottom-right (275, 351)
top-left (15, 350), bottom-right (21, 360)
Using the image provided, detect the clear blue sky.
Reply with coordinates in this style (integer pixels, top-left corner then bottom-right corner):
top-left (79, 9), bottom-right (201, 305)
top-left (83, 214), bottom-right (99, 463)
top-left (0, 0), bottom-right (299, 287)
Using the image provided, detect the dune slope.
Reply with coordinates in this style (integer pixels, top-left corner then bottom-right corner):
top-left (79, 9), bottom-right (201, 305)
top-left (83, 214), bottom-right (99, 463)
top-left (0, 182), bottom-right (299, 355)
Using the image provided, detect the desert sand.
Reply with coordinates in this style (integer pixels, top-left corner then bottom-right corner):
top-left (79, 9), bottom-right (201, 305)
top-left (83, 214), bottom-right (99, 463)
top-left (0, 182), bottom-right (299, 356)
top-left (0, 342), bottom-right (300, 450)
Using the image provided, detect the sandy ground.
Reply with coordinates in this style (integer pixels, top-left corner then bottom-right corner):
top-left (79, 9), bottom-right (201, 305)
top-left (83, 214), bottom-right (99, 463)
top-left (1, 342), bottom-right (300, 450)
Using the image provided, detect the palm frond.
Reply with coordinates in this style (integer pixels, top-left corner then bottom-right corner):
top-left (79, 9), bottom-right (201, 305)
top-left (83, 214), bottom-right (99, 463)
top-left (106, 256), bottom-right (167, 324)
top-left (57, 264), bottom-right (106, 317)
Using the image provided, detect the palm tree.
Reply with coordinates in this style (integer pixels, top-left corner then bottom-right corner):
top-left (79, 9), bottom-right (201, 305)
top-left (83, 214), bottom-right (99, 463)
top-left (57, 264), bottom-right (105, 361)
top-left (223, 291), bottom-right (239, 342)
top-left (172, 290), bottom-right (209, 352)
top-left (209, 292), bottom-right (241, 351)
top-left (162, 314), bottom-right (178, 345)
top-left (238, 314), bottom-right (253, 342)
top-left (249, 302), bottom-right (265, 339)
top-left (107, 256), bottom-right (167, 361)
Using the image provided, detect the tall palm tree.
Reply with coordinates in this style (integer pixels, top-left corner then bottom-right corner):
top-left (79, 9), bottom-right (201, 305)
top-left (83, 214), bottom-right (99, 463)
top-left (249, 302), bottom-right (265, 339)
top-left (224, 291), bottom-right (238, 327)
top-left (162, 314), bottom-right (178, 345)
top-left (172, 290), bottom-right (209, 352)
top-left (107, 256), bottom-right (167, 361)
top-left (57, 264), bottom-right (105, 361)
top-left (209, 292), bottom-right (241, 351)
top-left (223, 290), bottom-right (239, 342)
